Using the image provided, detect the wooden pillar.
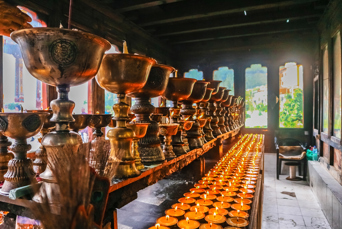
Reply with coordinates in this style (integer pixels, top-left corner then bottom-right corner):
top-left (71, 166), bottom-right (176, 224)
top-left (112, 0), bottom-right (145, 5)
top-left (91, 78), bottom-right (105, 114)
top-left (0, 37), bottom-right (3, 110)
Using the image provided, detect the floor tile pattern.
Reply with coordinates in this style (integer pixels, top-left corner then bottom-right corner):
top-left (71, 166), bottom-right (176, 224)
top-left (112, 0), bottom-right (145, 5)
top-left (262, 153), bottom-right (331, 229)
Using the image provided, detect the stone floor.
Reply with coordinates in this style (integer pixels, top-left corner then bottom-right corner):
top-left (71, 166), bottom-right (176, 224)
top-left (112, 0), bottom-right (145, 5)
top-left (262, 153), bottom-right (331, 229)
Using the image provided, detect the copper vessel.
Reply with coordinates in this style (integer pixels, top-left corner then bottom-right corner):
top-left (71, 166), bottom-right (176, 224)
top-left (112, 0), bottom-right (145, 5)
top-left (206, 80), bottom-right (222, 95)
top-left (203, 80), bottom-right (221, 141)
top-left (69, 114), bottom-right (92, 133)
top-left (128, 64), bottom-right (174, 165)
top-left (164, 78), bottom-right (196, 155)
top-left (218, 89), bottom-right (230, 134)
top-left (198, 88), bottom-right (214, 143)
top-left (88, 114), bottom-right (112, 137)
top-left (96, 53), bottom-right (155, 178)
top-left (0, 112), bottom-right (48, 193)
top-left (126, 123), bottom-right (149, 171)
top-left (222, 95), bottom-right (234, 132)
top-left (12, 28), bottom-right (110, 204)
top-left (180, 81), bottom-right (209, 150)
top-left (159, 124), bottom-right (179, 160)
top-left (0, 133), bottom-right (13, 182)
top-left (210, 87), bottom-right (225, 137)
top-left (26, 109), bottom-right (54, 175)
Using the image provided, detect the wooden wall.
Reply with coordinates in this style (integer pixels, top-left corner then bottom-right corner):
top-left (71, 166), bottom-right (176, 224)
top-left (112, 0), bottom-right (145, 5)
top-left (315, 0), bottom-right (342, 184)
top-left (174, 30), bottom-right (318, 152)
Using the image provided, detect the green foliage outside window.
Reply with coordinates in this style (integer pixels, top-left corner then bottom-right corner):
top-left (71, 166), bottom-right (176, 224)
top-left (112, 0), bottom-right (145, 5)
top-left (279, 88), bottom-right (304, 128)
top-left (213, 67), bottom-right (234, 95)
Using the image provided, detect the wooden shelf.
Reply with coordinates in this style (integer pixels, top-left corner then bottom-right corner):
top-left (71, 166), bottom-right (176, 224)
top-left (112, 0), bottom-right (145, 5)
top-left (0, 126), bottom-right (243, 224)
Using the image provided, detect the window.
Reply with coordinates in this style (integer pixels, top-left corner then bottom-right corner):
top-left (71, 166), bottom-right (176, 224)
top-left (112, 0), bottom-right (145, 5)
top-left (184, 69), bottom-right (203, 80)
top-left (323, 46), bottom-right (329, 133)
top-left (3, 7), bottom-right (47, 112)
top-left (279, 62), bottom-right (304, 128)
top-left (213, 67), bottom-right (234, 95)
top-left (2, 7), bottom-right (48, 152)
top-left (245, 64), bottom-right (268, 128)
top-left (104, 45), bottom-right (121, 115)
top-left (69, 81), bottom-right (92, 114)
top-left (333, 32), bottom-right (341, 138)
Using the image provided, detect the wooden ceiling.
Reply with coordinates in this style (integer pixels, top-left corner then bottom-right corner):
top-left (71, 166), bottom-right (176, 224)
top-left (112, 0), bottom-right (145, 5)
top-left (12, 0), bottom-right (330, 66)
top-left (103, 0), bottom-right (329, 57)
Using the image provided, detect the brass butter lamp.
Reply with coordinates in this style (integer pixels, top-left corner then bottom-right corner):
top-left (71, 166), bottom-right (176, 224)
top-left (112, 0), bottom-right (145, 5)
top-left (0, 132), bottom-right (12, 182)
top-left (198, 88), bottom-right (214, 144)
top-left (218, 89), bottom-right (230, 134)
top-left (210, 87), bottom-right (225, 137)
top-left (69, 114), bottom-right (92, 133)
top-left (159, 123), bottom-right (179, 160)
top-left (26, 109), bottom-right (54, 176)
top-left (11, 28), bottom-right (111, 202)
top-left (222, 95), bottom-right (233, 132)
top-left (0, 112), bottom-right (48, 193)
top-left (180, 81), bottom-right (209, 150)
top-left (96, 43), bottom-right (156, 179)
top-left (202, 80), bottom-right (221, 141)
top-left (128, 64), bottom-right (174, 165)
top-left (126, 123), bottom-right (149, 171)
top-left (163, 75), bottom-right (196, 156)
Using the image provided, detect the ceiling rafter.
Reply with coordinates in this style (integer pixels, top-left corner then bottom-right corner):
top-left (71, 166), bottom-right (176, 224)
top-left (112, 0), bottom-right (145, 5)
top-left (136, 0), bottom-right (322, 26)
top-left (154, 9), bottom-right (322, 37)
top-left (114, 0), bottom-right (185, 13)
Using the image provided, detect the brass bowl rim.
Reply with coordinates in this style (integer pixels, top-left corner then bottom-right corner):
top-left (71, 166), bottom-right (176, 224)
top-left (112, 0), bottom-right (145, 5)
top-left (169, 77), bottom-right (197, 83)
top-left (11, 27), bottom-right (111, 51)
top-left (206, 80), bottom-right (222, 84)
top-left (159, 123), bottom-right (179, 127)
top-left (0, 112), bottom-right (48, 116)
top-left (194, 81), bottom-right (210, 85)
top-left (153, 64), bottom-right (175, 73)
top-left (103, 53), bottom-right (157, 65)
top-left (90, 114), bottom-right (112, 116)
top-left (126, 123), bottom-right (149, 127)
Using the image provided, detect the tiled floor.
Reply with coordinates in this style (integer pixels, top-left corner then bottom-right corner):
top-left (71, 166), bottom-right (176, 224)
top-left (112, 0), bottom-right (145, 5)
top-left (262, 153), bottom-right (331, 229)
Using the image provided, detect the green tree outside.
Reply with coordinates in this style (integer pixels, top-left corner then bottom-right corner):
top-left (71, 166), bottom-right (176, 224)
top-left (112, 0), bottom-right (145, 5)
top-left (279, 88), bottom-right (304, 128)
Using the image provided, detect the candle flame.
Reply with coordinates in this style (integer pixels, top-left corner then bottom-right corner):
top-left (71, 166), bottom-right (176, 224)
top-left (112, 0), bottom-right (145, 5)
top-left (155, 224), bottom-right (160, 229)
top-left (195, 208), bottom-right (198, 213)
top-left (96, 111), bottom-right (100, 114)
top-left (186, 217), bottom-right (189, 223)
top-left (166, 215), bottom-right (169, 220)
top-left (123, 40), bottom-right (129, 54)
top-left (210, 223), bottom-right (213, 227)
top-left (175, 206), bottom-right (178, 211)
top-left (196, 203), bottom-right (200, 207)
top-left (216, 206), bottom-right (219, 211)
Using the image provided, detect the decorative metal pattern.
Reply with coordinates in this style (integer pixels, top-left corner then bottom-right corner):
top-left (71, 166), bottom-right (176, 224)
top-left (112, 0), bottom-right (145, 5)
top-left (49, 39), bottom-right (77, 66)
top-left (23, 114), bottom-right (41, 132)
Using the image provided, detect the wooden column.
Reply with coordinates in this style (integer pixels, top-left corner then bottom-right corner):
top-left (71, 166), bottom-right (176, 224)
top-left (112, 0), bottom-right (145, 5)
top-left (91, 78), bottom-right (105, 114)
top-left (0, 37), bottom-right (3, 110)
